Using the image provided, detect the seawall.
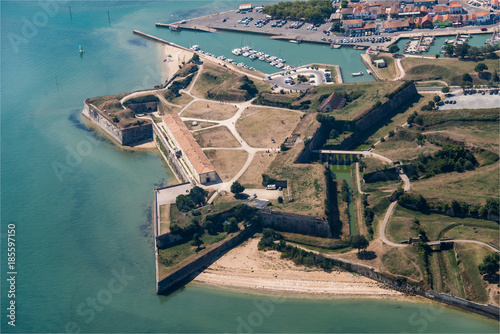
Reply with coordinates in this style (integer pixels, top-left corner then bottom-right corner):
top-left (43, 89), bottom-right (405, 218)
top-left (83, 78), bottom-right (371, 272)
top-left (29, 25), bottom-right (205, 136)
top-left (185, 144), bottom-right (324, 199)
top-left (156, 226), bottom-right (255, 295)
top-left (82, 101), bottom-right (153, 146)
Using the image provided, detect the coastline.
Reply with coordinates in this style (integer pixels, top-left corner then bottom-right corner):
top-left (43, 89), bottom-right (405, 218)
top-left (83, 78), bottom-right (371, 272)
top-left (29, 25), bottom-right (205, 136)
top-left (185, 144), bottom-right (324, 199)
top-left (193, 238), bottom-right (404, 299)
top-left (160, 43), bottom-right (193, 84)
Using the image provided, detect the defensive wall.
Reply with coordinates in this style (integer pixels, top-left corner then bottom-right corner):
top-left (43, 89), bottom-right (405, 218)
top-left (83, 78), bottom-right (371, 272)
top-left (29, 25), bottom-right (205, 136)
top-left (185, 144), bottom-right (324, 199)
top-left (156, 226), bottom-right (256, 295)
top-left (258, 209), bottom-right (332, 238)
top-left (82, 101), bottom-right (153, 146)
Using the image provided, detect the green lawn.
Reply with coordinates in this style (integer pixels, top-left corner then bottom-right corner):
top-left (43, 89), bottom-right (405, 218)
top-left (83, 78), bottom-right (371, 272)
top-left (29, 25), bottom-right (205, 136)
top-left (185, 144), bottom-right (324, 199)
top-left (401, 57), bottom-right (500, 85)
top-left (455, 243), bottom-right (492, 303)
top-left (387, 205), bottom-right (498, 243)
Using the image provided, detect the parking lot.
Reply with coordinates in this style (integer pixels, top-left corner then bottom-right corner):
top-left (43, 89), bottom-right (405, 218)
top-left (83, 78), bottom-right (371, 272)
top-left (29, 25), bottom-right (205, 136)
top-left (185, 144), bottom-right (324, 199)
top-left (268, 66), bottom-right (332, 91)
top-left (177, 9), bottom-right (392, 48)
top-left (439, 90), bottom-right (500, 110)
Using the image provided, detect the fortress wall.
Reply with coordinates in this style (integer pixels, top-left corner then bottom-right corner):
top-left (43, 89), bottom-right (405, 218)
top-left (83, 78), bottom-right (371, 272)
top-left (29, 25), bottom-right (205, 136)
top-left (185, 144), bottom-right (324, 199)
top-left (354, 82), bottom-right (418, 135)
top-left (82, 101), bottom-right (153, 146)
top-left (157, 227), bottom-right (255, 295)
top-left (257, 209), bottom-right (332, 238)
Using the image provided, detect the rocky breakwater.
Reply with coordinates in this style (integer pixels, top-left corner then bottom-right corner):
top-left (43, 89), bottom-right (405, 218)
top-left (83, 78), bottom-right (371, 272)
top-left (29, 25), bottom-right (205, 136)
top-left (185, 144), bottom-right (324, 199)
top-left (82, 100), bottom-right (153, 146)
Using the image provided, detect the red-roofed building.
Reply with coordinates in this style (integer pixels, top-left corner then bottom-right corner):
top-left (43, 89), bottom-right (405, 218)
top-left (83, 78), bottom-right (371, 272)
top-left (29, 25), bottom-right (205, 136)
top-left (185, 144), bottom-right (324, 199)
top-left (383, 19), bottom-right (411, 32)
top-left (449, 1), bottom-right (464, 13)
top-left (416, 14), bottom-right (433, 27)
top-left (343, 19), bottom-right (364, 31)
top-left (163, 114), bottom-right (218, 184)
top-left (432, 5), bottom-right (450, 14)
top-left (476, 10), bottom-right (491, 22)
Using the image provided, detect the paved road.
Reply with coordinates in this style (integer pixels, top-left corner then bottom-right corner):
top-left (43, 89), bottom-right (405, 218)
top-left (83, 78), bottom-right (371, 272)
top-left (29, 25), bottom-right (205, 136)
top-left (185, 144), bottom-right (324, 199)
top-left (379, 202), bottom-right (406, 247)
top-left (355, 162), bottom-right (366, 195)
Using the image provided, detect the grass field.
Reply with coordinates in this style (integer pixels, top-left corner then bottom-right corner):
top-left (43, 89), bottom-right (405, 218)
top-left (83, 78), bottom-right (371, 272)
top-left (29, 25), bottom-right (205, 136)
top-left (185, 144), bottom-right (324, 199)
top-left (442, 225), bottom-right (499, 246)
top-left (236, 107), bottom-right (302, 148)
top-left (181, 100), bottom-right (238, 120)
top-left (170, 93), bottom-right (194, 106)
top-left (362, 157), bottom-right (391, 174)
top-left (205, 149), bottom-right (248, 182)
top-left (191, 62), bottom-right (269, 102)
top-left (423, 121), bottom-right (500, 152)
top-left (159, 204), bottom-right (171, 234)
top-left (193, 126), bottom-right (240, 148)
top-left (410, 161), bottom-right (500, 205)
top-left (381, 247), bottom-right (423, 281)
top-left (255, 81), bottom-right (402, 120)
top-left (372, 130), bottom-right (442, 162)
top-left (237, 151), bottom-right (278, 188)
top-left (415, 81), bottom-right (447, 88)
top-left (386, 205), bottom-right (499, 243)
top-left (455, 243), bottom-right (491, 303)
top-left (401, 57), bottom-right (500, 85)
top-left (370, 53), bottom-right (397, 81)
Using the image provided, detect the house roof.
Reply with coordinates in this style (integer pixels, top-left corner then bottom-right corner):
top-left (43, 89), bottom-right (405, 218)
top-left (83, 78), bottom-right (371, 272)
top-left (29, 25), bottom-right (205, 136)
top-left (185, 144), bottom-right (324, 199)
top-left (344, 19), bottom-right (364, 25)
top-left (433, 5), bottom-right (449, 12)
top-left (476, 10), bottom-right (490, 17)
top-left (163, 114), bottom-right (216, 176)
top-left (319, 92), bottom-right (346, 110)
top-left (341, 7), bottom-right (354, 14)
top-left (449, 1), bottom-right (463, 7)
top-left (492, 0), bottom-right (498, 4)
top-left (383, 20), bottom-right (410, 29)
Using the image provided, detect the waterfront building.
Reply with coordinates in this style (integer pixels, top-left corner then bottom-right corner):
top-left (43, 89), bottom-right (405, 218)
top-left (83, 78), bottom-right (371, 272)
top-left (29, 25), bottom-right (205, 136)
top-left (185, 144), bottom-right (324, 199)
top-left (449, 1), bottom-right (464, 14)
top-left (343, 19), bottom-right (364, 31)
top-left (475, 10), bottom-right (491, 23)
top-left (383, 19), bottom-right (411, 32)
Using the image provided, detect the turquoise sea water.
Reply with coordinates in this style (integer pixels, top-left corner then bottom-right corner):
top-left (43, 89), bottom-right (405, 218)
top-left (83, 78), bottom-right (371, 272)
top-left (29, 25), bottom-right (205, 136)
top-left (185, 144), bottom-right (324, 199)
top-left (1, 1), bottom-right (498, 332)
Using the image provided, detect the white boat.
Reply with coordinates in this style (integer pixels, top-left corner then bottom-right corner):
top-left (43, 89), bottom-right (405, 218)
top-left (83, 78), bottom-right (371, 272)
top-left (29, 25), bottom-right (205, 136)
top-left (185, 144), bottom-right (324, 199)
top-left (256, 52), bottom-right (264, 57)
top-left (241, 46), bottom-right (251, 51)
top-left (275, 63), bottom-right (285, 69)
top-left (232, 48), bottom-right (242, 56)
top-left (249, 54), bottom-right (257, 60)
top-left (270, 61), bottom-right (277, 66)
top-left (277, 58), bottom-right (286, 63)
top-left (367, 69), bottom-right (372, 75)
top-left (242, 52), bottom-right (250, 57)
top-left (217, 55), bottom-right (226, 60)
top-left (190, 45), bottom-right (200, 51)
top-left (258, 56), bottom-right (266, 61)
top-left (351, 71), bottom-right (364, 76)
top-left (269, 56), bottom-right (278, 61)
top-left (226, 58), bottom-right (234, 63)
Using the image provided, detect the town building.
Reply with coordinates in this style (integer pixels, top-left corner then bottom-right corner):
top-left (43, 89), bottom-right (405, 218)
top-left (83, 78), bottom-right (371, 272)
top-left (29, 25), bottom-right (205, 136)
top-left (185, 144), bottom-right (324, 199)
top-left (343, 19), bottom-right (364, 31)
top-left (383, 19), bottom-right (411, 32)
top-left (449, 1), bottom-right (464, 14)
top-left (476, 10), bottom-right (491, 23)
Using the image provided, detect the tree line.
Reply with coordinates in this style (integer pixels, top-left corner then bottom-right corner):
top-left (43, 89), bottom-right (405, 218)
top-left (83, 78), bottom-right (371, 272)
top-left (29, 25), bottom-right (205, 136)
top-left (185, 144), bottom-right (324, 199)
top-left (263, 0), bottom-right (333, 23)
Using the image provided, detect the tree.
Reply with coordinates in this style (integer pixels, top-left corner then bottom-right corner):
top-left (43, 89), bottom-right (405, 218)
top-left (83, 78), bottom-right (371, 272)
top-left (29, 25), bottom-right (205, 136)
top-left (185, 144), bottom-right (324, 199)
top-left (454, 43), bottom-right (470, 59)
top-left (433, 95), bottom-right (441, 103)
top-left (230, 181), bottom-right (245, 197)
top-left (278, 196), bottom-right (283, 203)
top-left (474, 62), bottom-right (488, 73)
top-left (349, 235), bottom-right (369, 253)
top-left (297, 74), bottom-right (308, 82)
top-left (478, 253), bottom-right (499, 276)
top-left (341, 0), bottom-right (348, 8)
top-left (329, 129), bottom-right (339, 139)
top-left (435, 54), bottom-right (440, 58)
top-left (388, 130), bottom-right (395, 137)
top-left (176, 194), bottom-right (196, 212)
top-left (493, 72), bottom-right (499, 83)
top-left (330, 20), bottom-right (342, 33)
top-left (223, 217), bottom-right (239, 233)
top-left (441, 86), bottom-right (450, 93)
top-left (190, 53), bottom-right (200, 63)
top-left (388, 44), bottom-right (400, 54)
top-left (444, 44), bottom-right (454, 57)
top-left (189, 186), bottom-right (208, 206)
top-left (191, 233), bottom-right (204, 251)
top-left (428, 100), bottom-right (435, 108)
top-left (462, 73), bottom-right (472, 83)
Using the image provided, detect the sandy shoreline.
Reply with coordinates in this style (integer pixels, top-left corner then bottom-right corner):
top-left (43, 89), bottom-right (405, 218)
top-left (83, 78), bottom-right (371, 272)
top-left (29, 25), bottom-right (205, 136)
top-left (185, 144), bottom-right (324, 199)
top-left (194, 238), bottom-right (405, 299)
top-left (161, 44), bottom-right (193, 83)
